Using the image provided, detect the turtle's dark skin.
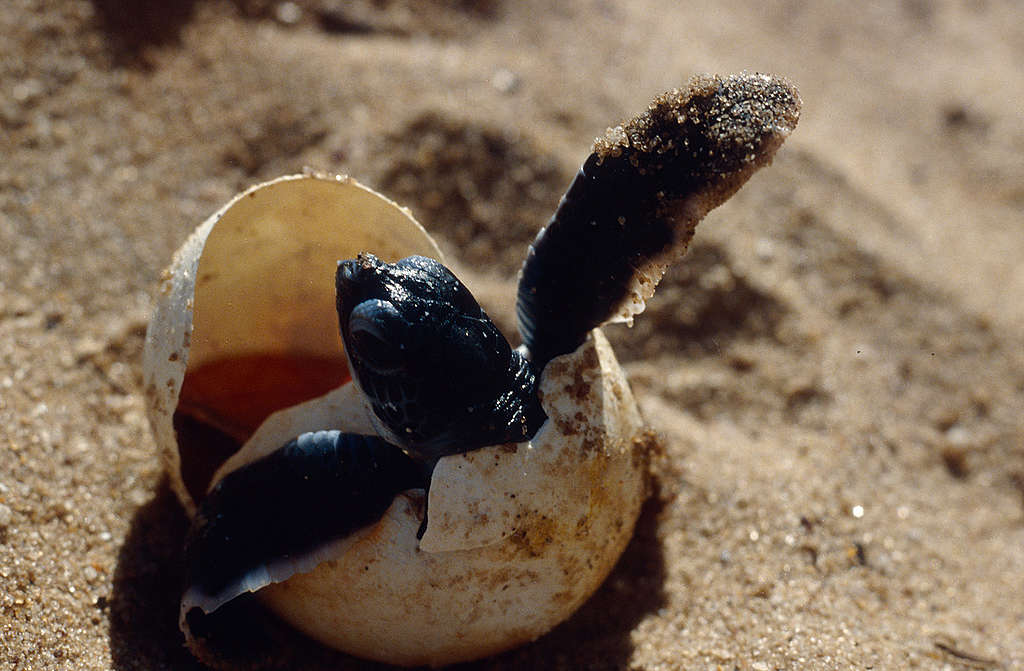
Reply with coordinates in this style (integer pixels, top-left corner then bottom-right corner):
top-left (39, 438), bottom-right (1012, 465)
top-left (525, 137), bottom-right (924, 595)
top-left (184, 431), bottom-right (421, 600)
top-left (519, 74), bottom-right (802, 368)
top-left (336, 253), bottom-right (546, 462)
top-left (179, 74), bottom-right (801, 634)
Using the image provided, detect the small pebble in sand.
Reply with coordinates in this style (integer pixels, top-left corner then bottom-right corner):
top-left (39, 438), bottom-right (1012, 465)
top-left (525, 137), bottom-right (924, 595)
top-left (491, 68), bottom-right (521, 94)
top-left (275, 2), bottom-right (302, 25)
top-left (0, 502), bottom-right (13, 528)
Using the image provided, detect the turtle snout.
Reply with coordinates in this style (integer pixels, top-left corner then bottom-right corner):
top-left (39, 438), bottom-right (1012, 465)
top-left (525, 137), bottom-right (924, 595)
top-left (336, 253), bottom-right (385, 298)
top-left (336, 258), bottom-right (359, 287)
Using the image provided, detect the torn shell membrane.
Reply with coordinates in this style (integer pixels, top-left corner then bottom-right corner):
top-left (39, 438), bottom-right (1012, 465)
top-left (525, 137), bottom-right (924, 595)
top-left (142, 174), bottom-right (649, 667)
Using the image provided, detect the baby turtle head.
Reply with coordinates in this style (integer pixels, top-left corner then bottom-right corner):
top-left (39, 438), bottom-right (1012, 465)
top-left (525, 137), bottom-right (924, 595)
top-left (336, 253), bottom-right (544, 463)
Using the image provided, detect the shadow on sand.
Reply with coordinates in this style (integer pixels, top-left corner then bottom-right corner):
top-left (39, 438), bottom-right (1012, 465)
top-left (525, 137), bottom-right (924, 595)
top-left (108, 479), bottom-right (206, 671)
top-left (456, 496), bottom-right (669, 671)
top-left (89, 0), bottom-right (200, 65)
top-left (109, 479), bottom-right (666, 670)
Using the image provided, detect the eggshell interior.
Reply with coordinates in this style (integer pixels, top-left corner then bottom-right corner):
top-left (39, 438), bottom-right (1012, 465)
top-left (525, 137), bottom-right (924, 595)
top-left (147, 174), bottom-right (649, 668)
top-left (225, 330), bottom-right (647, 667)
top-left (143, 173), bottom-right (443, 512)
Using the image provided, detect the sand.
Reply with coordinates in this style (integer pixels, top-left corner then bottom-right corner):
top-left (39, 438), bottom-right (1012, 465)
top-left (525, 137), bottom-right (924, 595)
top-left (2, 1), bottom-right (1022, 669)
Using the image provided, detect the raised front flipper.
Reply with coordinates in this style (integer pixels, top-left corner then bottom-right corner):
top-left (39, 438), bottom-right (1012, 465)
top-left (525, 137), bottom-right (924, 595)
top-left (517, 73), bottom-right (801, 370)
top-left (180, 431), bottom-right (424, 632)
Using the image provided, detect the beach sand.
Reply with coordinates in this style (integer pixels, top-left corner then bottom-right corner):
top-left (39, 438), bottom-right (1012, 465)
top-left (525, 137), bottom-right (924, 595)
top-left (2, 1), bottom-right (1022, 668)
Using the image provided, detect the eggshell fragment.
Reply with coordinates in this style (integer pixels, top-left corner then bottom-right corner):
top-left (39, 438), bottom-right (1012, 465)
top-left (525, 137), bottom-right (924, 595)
top-left (232, 330), bottom-right (647, 667)
top-left (143, 173), bottom-right (443, 512)
top-left (147, 173), bottom-right (649, 668)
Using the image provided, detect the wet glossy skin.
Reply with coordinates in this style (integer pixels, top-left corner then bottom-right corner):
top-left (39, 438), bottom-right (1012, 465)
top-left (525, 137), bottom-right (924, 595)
top-left (336, 253), bottom-right (545, 464)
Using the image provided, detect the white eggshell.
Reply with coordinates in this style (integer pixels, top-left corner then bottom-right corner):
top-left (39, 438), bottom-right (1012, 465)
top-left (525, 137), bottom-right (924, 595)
top-left (143, 173), bottom-right (443, 513)
top-left (145, 173), bottom-right (649, 667)
top-left (240, 330), bottom-right (646, 667)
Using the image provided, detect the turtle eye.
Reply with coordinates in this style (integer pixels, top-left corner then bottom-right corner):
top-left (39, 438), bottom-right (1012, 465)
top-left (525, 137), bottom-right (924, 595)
top-left (348, 300), bottom-right (409, 373)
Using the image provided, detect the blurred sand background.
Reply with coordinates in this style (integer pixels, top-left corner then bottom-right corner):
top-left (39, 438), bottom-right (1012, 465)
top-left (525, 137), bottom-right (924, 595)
top-left (2, 1), bottom-right (1023, 669)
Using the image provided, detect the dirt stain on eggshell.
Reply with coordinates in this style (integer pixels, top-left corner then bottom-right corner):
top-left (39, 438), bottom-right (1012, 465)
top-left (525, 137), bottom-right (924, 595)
top-left (252, 330), bottom-right (648, 667)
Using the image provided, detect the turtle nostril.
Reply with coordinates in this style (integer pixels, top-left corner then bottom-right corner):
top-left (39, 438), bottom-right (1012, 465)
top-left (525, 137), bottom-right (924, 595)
top-left (336, 259), bottom-right (360, 291)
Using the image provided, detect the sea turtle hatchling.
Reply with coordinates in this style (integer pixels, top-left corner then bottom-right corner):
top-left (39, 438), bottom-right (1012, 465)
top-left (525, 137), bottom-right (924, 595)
top-left (145, 73), bottom-right (800, 667)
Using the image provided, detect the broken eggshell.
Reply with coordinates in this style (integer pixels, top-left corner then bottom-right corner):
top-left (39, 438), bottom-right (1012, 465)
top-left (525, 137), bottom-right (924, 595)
top-left (143, 173), bottom-right (649, 666)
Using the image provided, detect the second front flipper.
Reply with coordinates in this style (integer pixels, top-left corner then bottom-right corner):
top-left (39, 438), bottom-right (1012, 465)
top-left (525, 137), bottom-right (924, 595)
top-left (180, 431), bottom-right (424, 630)
top-left (517, 74), bottom-right (801, 370)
